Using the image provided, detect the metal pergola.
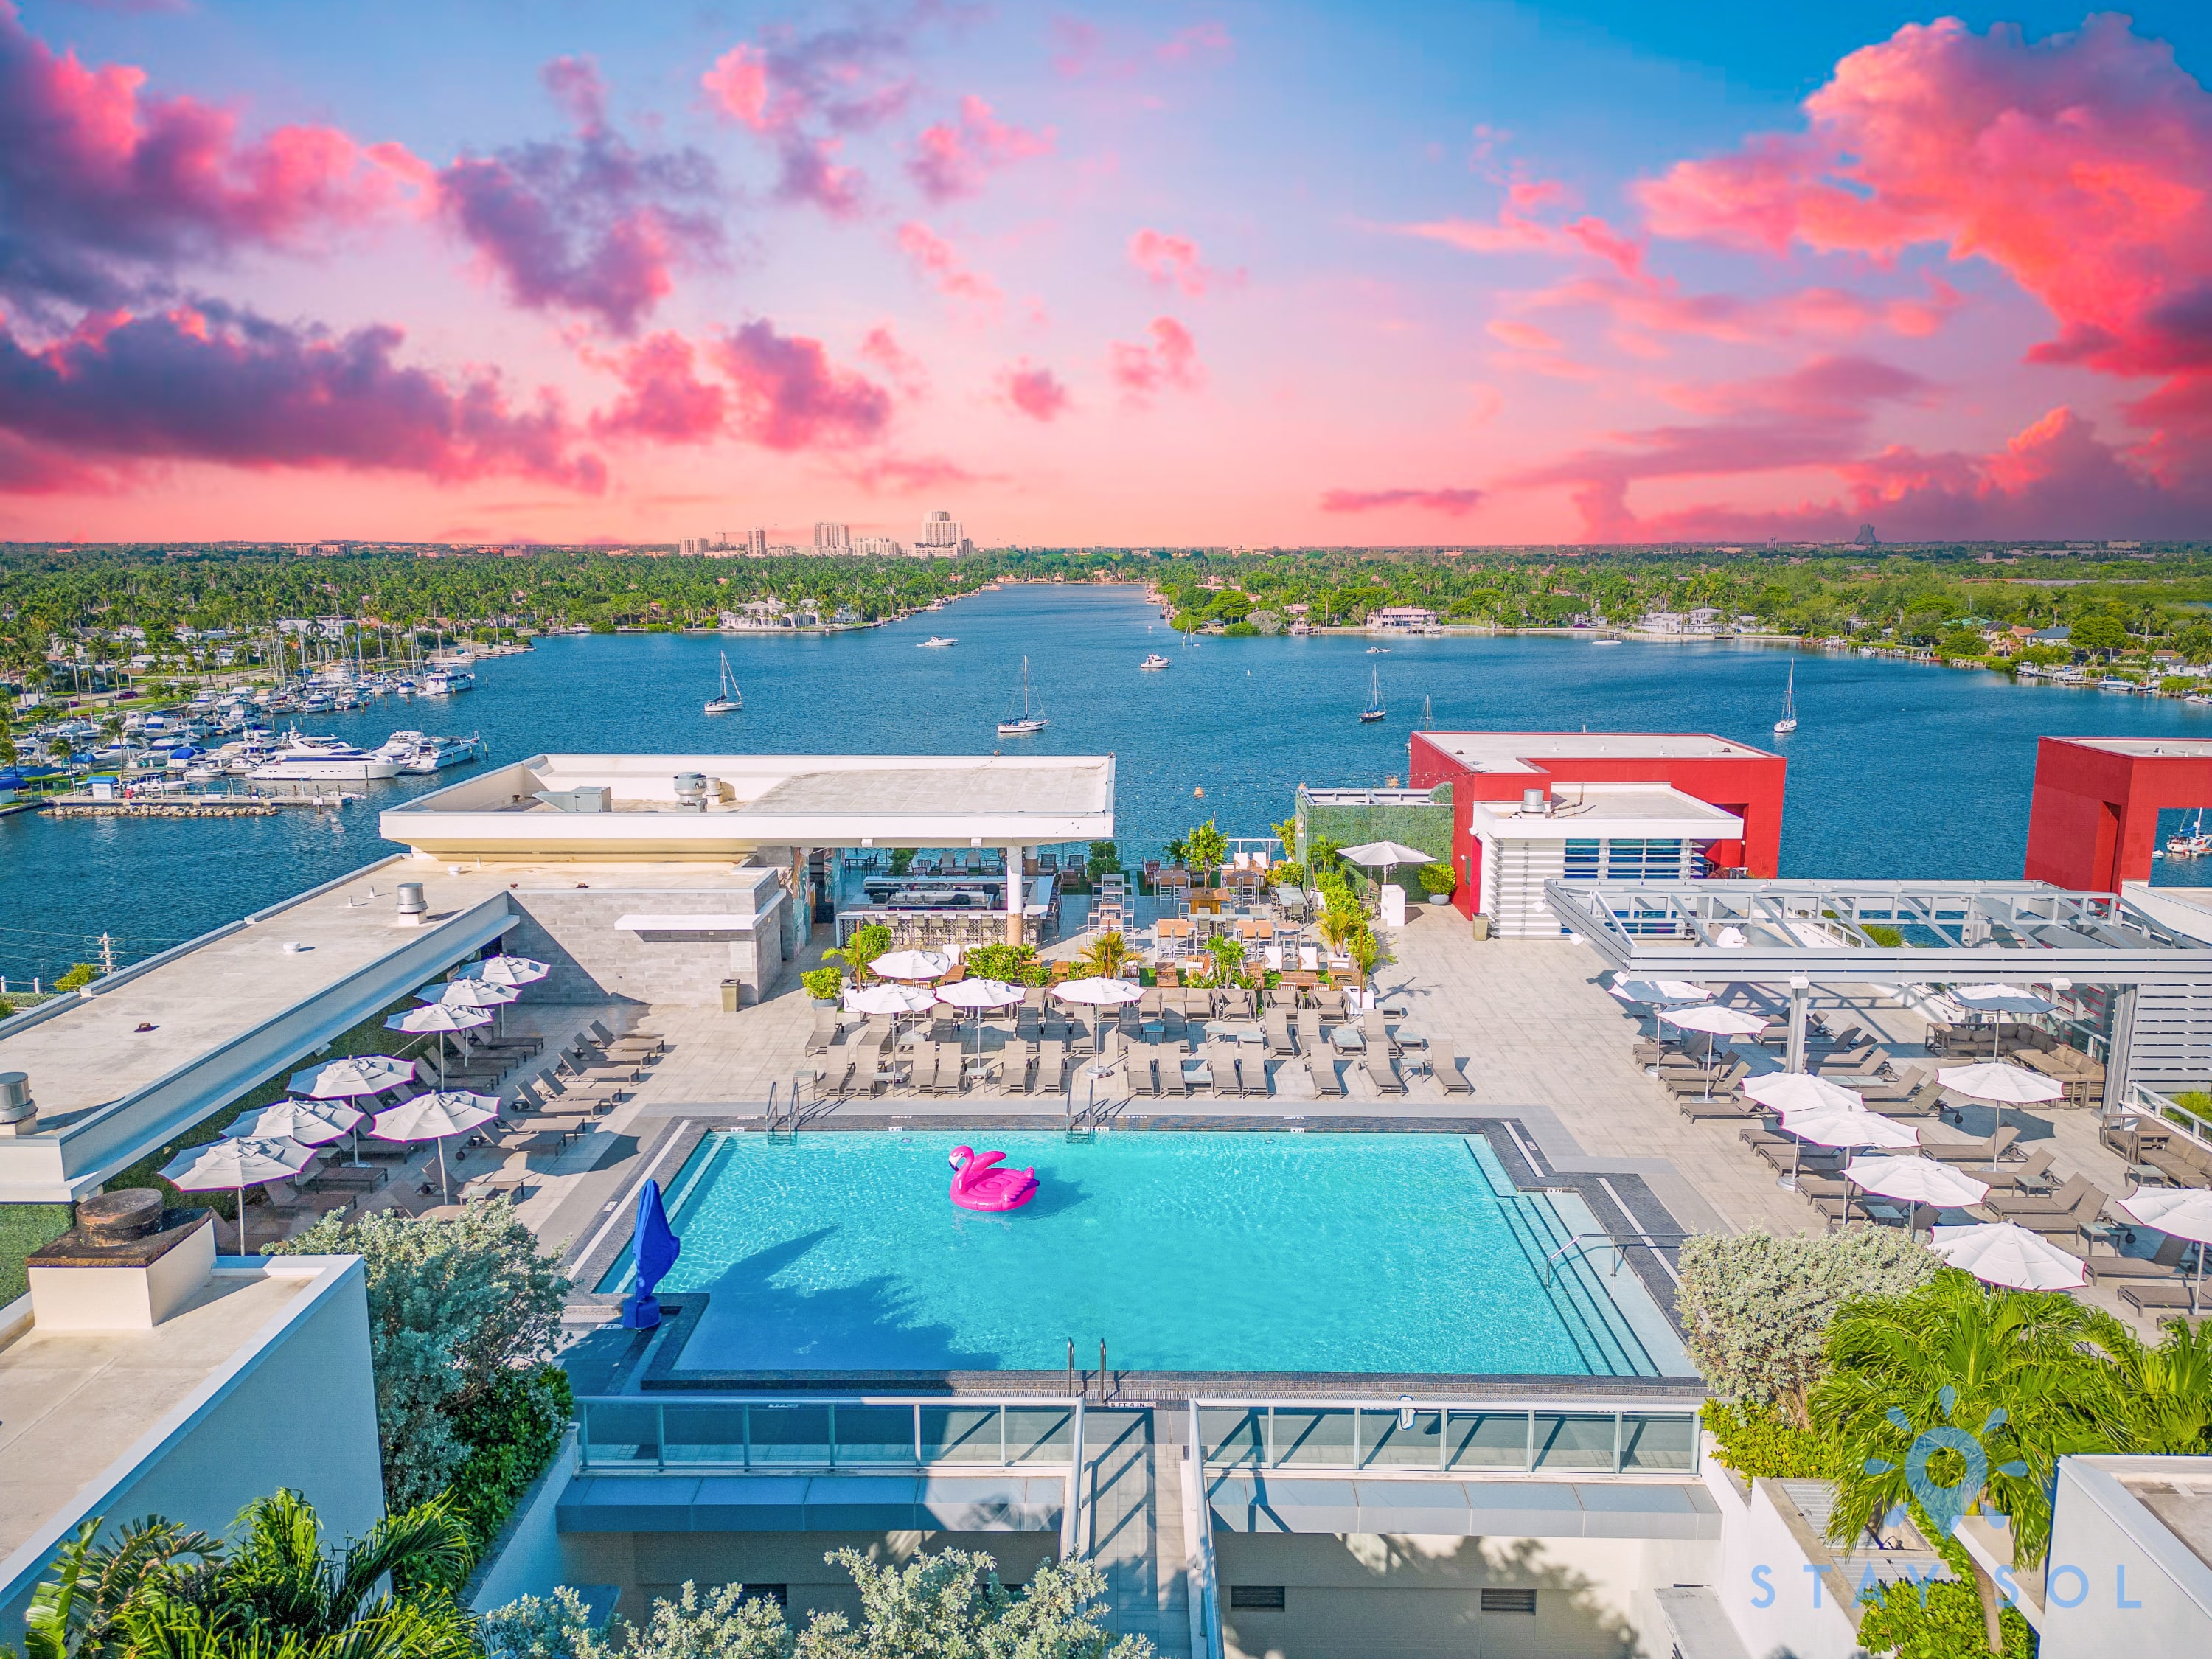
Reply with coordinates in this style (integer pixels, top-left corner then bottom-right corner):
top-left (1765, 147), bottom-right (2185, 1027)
top-left (1545, 879), bottom-right (2212, 1083)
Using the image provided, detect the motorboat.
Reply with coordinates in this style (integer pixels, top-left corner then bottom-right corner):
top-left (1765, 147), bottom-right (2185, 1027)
top-left (1773, 663), bottom-right (1798, 734)
top-left (375, 731), bottom-right (486, 773)
top-left (919, 636), bottom-right (956, 648)
top-left (249, 732), bottom-right (398, 781)
top-left (1592, 638), bottom-right (1622, 646)
top-left (997, 656), bottom-right (1048, 736)
top-left (1140, 653), bottom-right (1172, 671)
top-left (2098, 676), bottom-right (2138, 692)
top-left (704, 651), bottom-right (743, 714)
top-left (421, 667), bottom-right (475, 696)
top-left (947, 1146), bottom-right (1037, 1212)
top-left (1360, 667), bottom-right (1386, 723)
top-left (2171, 810), bottom-right (2212, 858)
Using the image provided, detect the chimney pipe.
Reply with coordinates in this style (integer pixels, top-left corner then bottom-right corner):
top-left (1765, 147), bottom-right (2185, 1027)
top-left (395, 882), bottom-right (428, 926)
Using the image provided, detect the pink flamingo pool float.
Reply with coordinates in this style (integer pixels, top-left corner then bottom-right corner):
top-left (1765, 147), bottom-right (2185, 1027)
top-left (948, 1146), bottom-right (1038, 1212)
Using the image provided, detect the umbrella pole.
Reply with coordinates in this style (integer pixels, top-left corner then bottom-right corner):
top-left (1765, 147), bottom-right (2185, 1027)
top-left (438, 1138), bottom-right (451, 1206)
top-left (237, 1178), bottom-right (248, 1253)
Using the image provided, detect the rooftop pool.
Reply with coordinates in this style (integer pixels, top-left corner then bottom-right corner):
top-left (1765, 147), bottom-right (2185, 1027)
top-left (604, 1130), bottom-right (1688, 1378)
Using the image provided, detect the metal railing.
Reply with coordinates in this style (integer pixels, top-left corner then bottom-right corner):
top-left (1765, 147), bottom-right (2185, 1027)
top-left (1193, 1399), bottom-right (1700, 1478)
top-left (575, 1395), bottom-right (1079, 1475)
top-left (2126, 1083), bottom-right (2212, 1151)
top-left (1542, 1232), bottom-right (1627, 1285)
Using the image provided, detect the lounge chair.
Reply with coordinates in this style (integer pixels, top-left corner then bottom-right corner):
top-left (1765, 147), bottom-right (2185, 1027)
top-left (1138, 989), bottom-right (1164, 1019)
top-left (1203, 1041), bottom-right (1239, 1097)
top-left (1239, 1052), bottom-right (1270, 1098)
top-left (1037, 1040), bottom-right (1067, 1093)
top-left (1162, 1055), bottom-right (1191, 1098)
top-left (1922, 1125), bottom-right (2020, 1166)
top-left (1806, 1193), bottom-right (1874, 1228)
top-left (926, 1044), bottom-right (965, 1096)
top-left (1363, 1047), bottom-right (1406, 1097)
top-left (1297, 1010), bottom-right (1325, 1054)
top-left (1679, 1095), bottom-right (1758, 1120)
top-left (818, 1055), bottom-right (858, 1099)
top-left (1360, 1011), bottom-right (1401, 1057)
top-left (1436, 1052), bottom-right (1473, 1096)
top-left (1981, 1173), bottom-right (2093, 1220)
top-left (1128, 1055), bottom-right (1160, 1099)
top-left (1871, 1071), bottom-right (1946, 1116)
top-left (1265, 1011), bottom-right (1297, 1056)
top-left (1664, 1060), bottom-right (1748, 1099)
top-left (1979, 1146), bottom-right (2058, 1192)
top-left (804, 1017), bottom-right (838, 1057)
top-left (2121, 1281), bottom-right (2211, 1314)
top-left (2082, 1235), bottom-right (2192, 1283)
top-left (1310, 1056), bottom-right (1344, 1098)
top-left (1813, 1045), bottom-right (1881, 1077)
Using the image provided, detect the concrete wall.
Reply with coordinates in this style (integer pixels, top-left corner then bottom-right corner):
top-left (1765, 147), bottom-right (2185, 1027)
top-left (1211, 1531), bottom-right (1715, 1659)
top-left (1703, 1467), bottom-right (1863, 1659)
top-left (0, 1259), bottom-right (385, 1643)
top-left (2042, 1456), bottom-right (2212, 1657)
top-left (555, 1527), bottom-right (1060, 1627)
top-left (505, 869), bottom-right (790, 1008)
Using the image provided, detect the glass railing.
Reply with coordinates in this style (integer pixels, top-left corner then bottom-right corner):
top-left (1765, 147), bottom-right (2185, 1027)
top-left (577, 1397), bottom-right (1079, 1473)
top-left (1194, 1402), bottom-right (1698, 1477)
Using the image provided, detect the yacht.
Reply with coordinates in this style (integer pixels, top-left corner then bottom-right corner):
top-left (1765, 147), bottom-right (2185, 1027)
top-left (997, 657), bottom-right (1048, 736)
top-left (421, 667), bottom-right (475, 696)
top-left (1773, 663), bottom-right (1798, 734)
top-left (2170, 810), bottom-right (2212, 858)
top-left (249, 732), bottom-right (399, 781)
top-left (919, 636), bottom-right (956, 648)
top-left (704, 652), bottom-right (743, 714)
top-left (2097, 675), bottom-right (2138, 692)
top-left (1360, 667), bottom-right (1386, 723)
top-left (375, 731), bottom-right (487, 773)
top-left (1140, 653), bottom-right (1172, 671)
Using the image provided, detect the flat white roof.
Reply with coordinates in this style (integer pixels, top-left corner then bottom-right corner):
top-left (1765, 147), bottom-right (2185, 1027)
top-left (2059, 738), bottom-right (2212, 759)
top-left (1419, 732), bottom-right (1775, 773)
top-left (1470, 785), bottom-right (1744, 841)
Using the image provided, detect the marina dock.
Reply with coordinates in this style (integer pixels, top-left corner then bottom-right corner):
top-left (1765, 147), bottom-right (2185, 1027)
top-left (44, 789), bottom-right (364, 818)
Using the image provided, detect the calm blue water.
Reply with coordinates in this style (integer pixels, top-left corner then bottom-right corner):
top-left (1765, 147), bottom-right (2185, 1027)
top-left (10, 582), bottom-right (2212, 981)
top-left (613, 1130), bottom-right (1602, 1375)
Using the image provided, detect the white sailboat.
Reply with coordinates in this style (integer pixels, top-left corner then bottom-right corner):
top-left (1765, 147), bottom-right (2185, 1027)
top-left (1773, 663), bottom-right (1798, 734)
top-left (1360, 667), bottom-right (1385, 723)
top-left (704, 651), bottom-right (742, 714)
top-left (997, 657), bottom-right (1048, 736)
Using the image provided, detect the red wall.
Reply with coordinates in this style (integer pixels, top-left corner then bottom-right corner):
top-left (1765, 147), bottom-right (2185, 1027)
top-left (1408, 732), bottom-right (1789, 918)
top-left (2024, 737), bottom-right (2212, 891)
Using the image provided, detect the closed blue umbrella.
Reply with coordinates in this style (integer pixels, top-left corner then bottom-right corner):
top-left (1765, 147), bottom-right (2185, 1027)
top-left (622, 1178), bottom-right (682, 1330)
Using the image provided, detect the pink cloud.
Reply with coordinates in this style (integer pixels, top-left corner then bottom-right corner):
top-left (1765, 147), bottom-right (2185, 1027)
top-left (895, 222), bottom-right (1001, 312)
top-left (1319, 487), bottom-right (1485, 517)
top-left (588, 332), bottom-right (726, 444)
top-left (907, 95), bottom-right (1051, 203)
top-left (1156, 22), bottom-right (1233, 66)
top-left (699, 19), bottom-right (915, 215)
top-left (846, 453), bottom-right (986, 495)
top-left (1129, 229), bottom-right (1224, 296)
top-left (0, 5), bottom-right (413, 311)
top-left (0, 304), bottom-right (604, 493)
top-left (1399, 181), bottom-right (1644, 278)
top-left (858, 324), bottom-right (928, 397)
top-left (709, 320), bottom-right (891, 451)
top-left (1052, 17), bottom-right (1232, 80)
top-left (1108, 316), bottom-right (1201, 399)
top-left (1002, 362), bottom-right (1071, 422)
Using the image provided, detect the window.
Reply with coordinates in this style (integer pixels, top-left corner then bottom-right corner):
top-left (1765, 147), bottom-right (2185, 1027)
top-left (1480, 1587), bottom-right (1537, 1614)
top-left (1229, 1586), bottom-right (1287, 1611)
top-left (1562, 839), bottom-right (1600, 880)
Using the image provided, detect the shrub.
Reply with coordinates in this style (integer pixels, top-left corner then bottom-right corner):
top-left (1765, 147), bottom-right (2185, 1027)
top-left (1857, 1580), bottom-right (2035, 1659)
top-left (1675, 1230), bottom-right (1941, 1421)
top-left (440, 1365), bottom-right (573, 1571)
top-left (1417, 861), bottom-right (1456, 897)
top-left (1086, 839), bottom-right (1122, 882)
top-left (54, 962), bottom-right (99, 992)
top-left (964, 942), bottom-right (1046, 987)
top-left (1183, 818), bottom-right (1227, 874)
top-left (1861, 923), bottom-right (1906, 947)
top-left (1700, 1400), bottom-right (1844, 1479)
top-left (801, 967), bottom-right (843, 1000)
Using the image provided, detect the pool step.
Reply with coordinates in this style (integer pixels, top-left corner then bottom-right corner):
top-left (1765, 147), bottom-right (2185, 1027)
top-left (1074, 1408), bottom-right (1192, 1658)
top-left (1489, 1182), bottom-right (1655, 1377)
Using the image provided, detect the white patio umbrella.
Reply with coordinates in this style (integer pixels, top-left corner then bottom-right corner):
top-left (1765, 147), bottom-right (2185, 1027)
top-left (1846, 1155), bottom-right (1990, 1231)
top-left (872, 949), bottom-right (953, 981)
top-left (938, 978), bottom-right (1025, 1053)
top-left (1773, 1102), bottom-right (1919, 1189)
top-left (288, 1054), bottom-right (413, 1100)
top-left (1744, 1071), bottom-right (1865, 1115)
top-left (1337, 841), bottom-right (1435, 891)
top-left (418, 978), bottom-right (518, 1009)
top-left (2114, 1188), bottom-right (2212, 1314)
top-left (371, 1091), bottom-right (501, 1205)
top-left (1940, 1060), bottom-right (2065, 1131)
top-left (1659, 1002), bottom-right (1769, 1093)
top-left (386, 1002), bottom-right (493, 1088)
top-left (844, 982), bottom-right (937, 1015)
top-left (450, 953), bottom-right (551, 988)
top-left (1950, 984), bottom-right (2060, 1059)
top-left (1928, 1222), bottom-right (2090, 1290)
top-left (1607, 977), bottom-right (1711, 1006)
top-left (224, 1097), bottom-right (360, 1147)
top-left (1054, 977), bottom-right (1145, 1006)
top-left (161, 1135), bottom-right (313, 1253)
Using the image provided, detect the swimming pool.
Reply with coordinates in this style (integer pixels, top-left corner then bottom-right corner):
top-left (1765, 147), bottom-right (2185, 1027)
top-left (604, 1130), bottom-right (1678, 1377)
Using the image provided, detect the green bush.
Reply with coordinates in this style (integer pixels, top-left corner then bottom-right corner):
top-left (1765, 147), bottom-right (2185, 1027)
top-left (1417, 861), bottom-right (1456, 897)
top-left (1862, 923), bottom-right (1906, 947)
top-left (889, 847), bottom-right (916, 875)
top-left (439, 1365), bottom-right (573, 1573)
top-left (1857, 1571), bottom-right (2036, 1657)
top-left (964, 942), bottom-right (1046, 987)
top-left (1700, 1401), bottom-right (1844, 1479)
top-left (801, 966), bottom-right (843, 1000)
top-left (54, 961), bottom-right (99, 992)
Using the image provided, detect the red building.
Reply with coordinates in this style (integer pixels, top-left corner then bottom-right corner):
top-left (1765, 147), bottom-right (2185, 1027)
top-left (1407, 733), bottom-right (1788, 931)
top-left (2024, 737), bottom-right (2212, 893)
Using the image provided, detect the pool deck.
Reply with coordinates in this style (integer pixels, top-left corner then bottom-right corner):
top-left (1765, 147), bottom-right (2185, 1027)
top-left (479, 898), bottom-right (2180, 1354)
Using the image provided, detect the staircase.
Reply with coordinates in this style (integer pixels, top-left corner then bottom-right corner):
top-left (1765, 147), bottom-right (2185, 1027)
top-left (1073, 1408), bottom-right (1192, 1658)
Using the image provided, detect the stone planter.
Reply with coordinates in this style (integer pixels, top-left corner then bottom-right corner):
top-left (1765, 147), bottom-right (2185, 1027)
top-left (1425, 892), bottom-right (1453, 905)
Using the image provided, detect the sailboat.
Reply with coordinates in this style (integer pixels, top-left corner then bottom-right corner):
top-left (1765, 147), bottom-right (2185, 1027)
top-left (2168, 809), bottom-right (2211, 858)
top-left (998, 657), bottom-right (1048, 735)
top-left (1773, 663), bottom-right (1798, 734)
top-left (1360, 667), bottom-right (1386, 723)
top-left (703, 652), bottom-right (742, 714)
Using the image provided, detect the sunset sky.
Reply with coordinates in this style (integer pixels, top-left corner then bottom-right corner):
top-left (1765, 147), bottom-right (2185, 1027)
top-left (4, 1), bottom-right (2212, 546)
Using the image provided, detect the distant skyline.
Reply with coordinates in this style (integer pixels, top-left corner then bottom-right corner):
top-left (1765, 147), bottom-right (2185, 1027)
top-left (2, 3), bottom-right (2211, 546)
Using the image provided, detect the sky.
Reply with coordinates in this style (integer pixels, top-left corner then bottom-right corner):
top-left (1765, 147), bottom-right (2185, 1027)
top-left (4, 1), bottom-right (2212, 548)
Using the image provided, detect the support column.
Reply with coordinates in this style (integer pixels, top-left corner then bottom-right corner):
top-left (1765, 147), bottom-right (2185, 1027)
top-left (1786, 977), bottom-right (1810, 1074)
top-left (2107, 984), bottom-right (2140, 1105)
top-left (1006, 844), bottom-right (1026, 946)
top-left (793, 846), bottom-right (812, 947)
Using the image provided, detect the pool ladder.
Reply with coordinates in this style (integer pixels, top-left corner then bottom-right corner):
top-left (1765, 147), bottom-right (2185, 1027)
top-left (765, 1079), bottom-right (805, 1144)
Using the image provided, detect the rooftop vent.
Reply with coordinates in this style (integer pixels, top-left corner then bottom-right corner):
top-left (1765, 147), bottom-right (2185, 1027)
top-left (0, 1069), bottom-right (35, 1137)
top-left (1520, 787), bottom-right (1550, 818)
top-left (674, 772), bottom-right (709, 810)
top-left (534, 786), bottom-right (611, 813)
top-left (395, 882), bottom-right (428, 927)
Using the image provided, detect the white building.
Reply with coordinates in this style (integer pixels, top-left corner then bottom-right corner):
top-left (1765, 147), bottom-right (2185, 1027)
top-left (745, 529), bottom-right (768, 557)
top-left (919, 509), bottom-right (962, 550)
top-left (813, 523), bottom-right (852, 552)
top-left (856, 536), bottom-right (902, 557)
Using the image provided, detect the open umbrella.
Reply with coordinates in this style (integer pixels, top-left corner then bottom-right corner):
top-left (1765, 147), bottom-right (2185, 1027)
top-left (844, 982), bottom-right (937, 1015)
top-left (1607, 977), bottom-right (1711, 1006)
top-left (939, 977), bottom-right (1025, 1055)
top-left (1743, 1071), bottom-right (1865, 1116)
top-left (418, 978), bottom-right (518, 1009)
top-left (1949, 984), bottom-right (2060, 1060)
top-left (1773, 1102), bottom-right (1919, 1189)
top-left (1659, 1003), bottom-right (1769, 1094)
top-left (160, 1135), bottom-right (313, 1253)
top-left (1846, 1155), bottom-right (1989, 1232)
top-left (873, 949), bottom-right (953, 981)
top-left (371, 1091), bottom-right (501, 1205)
top-left (1054, 977), bottom-right (1144, 1006)
top-left (1337, 841), bottom-right (1436, 905)
top-left (1928, 1221), bottom-right (2090, 1290)
top-left (451, 953), bottom-right (551, 988)
top-left (386, 1002), bottom-right (493, 1088)
top-left (223, 1098), bottom-right (360, 1147)
top-left (2114, 1187), bottom-right (2212, 1314)
top-left (1940, 1060), bottom-right (2065, 1132)
top-left (288, 1054), bottom-right (412, 1100)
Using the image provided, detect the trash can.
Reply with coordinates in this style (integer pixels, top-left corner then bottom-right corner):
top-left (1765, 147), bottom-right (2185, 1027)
top-left (1469, 914), bottom-right (1492, 942)
top-left (720, 978), bottom-right (741, 1012)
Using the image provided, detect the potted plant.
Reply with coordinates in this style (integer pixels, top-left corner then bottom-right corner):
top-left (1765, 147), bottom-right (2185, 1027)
top-left (801, 966), bottom-right (844, 1005)
top-left (1418, 862), bottom-right (1458, 905)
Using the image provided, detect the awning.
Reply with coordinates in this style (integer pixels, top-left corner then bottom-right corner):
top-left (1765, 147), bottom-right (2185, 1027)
top-left (556, 1472), bottom-right (1064, 1534)
top-left (1205, 1474), bottom-right (1719, 1540)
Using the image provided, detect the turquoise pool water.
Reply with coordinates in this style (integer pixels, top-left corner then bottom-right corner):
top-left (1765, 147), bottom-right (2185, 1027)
top-left (602, 1130), bottom-right (1651, 1376)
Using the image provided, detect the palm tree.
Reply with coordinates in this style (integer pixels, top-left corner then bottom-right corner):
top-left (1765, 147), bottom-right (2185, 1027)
top-left (2082, 1310), bottom-right (2212, 1453)
top-left (1077, 930), bottom-right (1129, 979)
top-left (826, 922), bottom-right (893, 985)
top-left (1812, 1273), bottom-right (2115, 1654)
